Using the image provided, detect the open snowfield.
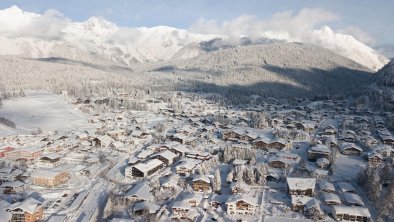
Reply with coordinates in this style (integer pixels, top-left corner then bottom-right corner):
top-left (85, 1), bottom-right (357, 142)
top-left (0, 91), bottom-right (90, 135)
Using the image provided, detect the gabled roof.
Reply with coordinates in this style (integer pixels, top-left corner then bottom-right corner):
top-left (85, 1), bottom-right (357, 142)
top-left (287, 177), bottom-right (316, 190)
top-left (133, 159), bottom-right (164, 173)
top-left (227, 194), bottom-right (259, 206)
top-left (322, 192), bottom-right (341, 203)
top-left (337, 182), bottom-right (355, 193)
top-left (124, 181), bottom-right (153, 201)
top-left (332, 206), bottom-right (370, 218)
top-left (7, 198), bottom-right (42, 214)
top-left (192, 175), bottom-right (210, 183)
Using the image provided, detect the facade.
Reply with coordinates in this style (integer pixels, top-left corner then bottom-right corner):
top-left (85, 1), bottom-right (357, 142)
top-left (192, 176), bottom-right (211, 192)
top-left (287, 177), bottom-right (316, 197)
top-left (332, 206), bottom-right (371, 222)
top-left (226, 195), bottom-right (259, 215)
top-left (31, 170), bottom-right (70, 187)
top-left (308, 145), bottom-right (331, 161)
top-left (131, 159), bottom-right (164, 178)
top-left (4, 147), bottom-right (42, 161)
top-left (6, 198), bottom-right (43, 222)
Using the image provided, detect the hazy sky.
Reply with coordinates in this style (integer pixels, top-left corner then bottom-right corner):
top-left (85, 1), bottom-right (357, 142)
top-left (1, 0), bottom-right (393, 45)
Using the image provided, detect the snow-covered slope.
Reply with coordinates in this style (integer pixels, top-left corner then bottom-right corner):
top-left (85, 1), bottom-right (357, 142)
top-left (369, 59), bottom-right (394, 110)
top-left (0, 6), bottom-right (389, 70)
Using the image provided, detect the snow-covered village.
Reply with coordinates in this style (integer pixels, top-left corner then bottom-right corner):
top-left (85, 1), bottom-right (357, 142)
top-left (0, 89), bottom-right (393, 222)
top-left (0, 1), bottom-right (394, 222)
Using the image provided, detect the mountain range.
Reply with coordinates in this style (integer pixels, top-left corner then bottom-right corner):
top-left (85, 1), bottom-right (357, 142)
top-left (0, 5), bottom-right (389, 71)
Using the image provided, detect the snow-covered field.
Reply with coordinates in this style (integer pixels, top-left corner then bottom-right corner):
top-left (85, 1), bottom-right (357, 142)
top-left (0, 91), bottom-right (89, 135)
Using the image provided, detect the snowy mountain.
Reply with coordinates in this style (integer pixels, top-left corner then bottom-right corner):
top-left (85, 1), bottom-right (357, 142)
top-left (369, 59), bottom-right (394, 111)
top-left (145, 43), bottom-right (374, 99)
top-left (0, 6), bottom-right (389, 70)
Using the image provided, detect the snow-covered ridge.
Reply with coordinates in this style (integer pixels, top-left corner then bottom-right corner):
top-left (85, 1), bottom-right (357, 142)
top-left (0, 5), bottom-right (389, 70)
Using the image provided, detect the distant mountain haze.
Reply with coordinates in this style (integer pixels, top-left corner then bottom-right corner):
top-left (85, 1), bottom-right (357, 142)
top-left (0, 6), bottom-right (389, 71)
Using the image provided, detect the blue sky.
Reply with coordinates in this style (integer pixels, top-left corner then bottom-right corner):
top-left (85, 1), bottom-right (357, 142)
top-left (1, 0), bottom-right (393, 45)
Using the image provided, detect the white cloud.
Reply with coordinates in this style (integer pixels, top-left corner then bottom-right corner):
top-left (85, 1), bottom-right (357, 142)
top-left (336, 26), bottom-right (376, 45)
top-left (12, 9), bottom-right (70, 40)
top-left (190, 8), bottom-right (340, 42)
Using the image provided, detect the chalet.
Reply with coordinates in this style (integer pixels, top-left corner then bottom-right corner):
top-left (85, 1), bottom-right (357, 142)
top-left (337, 182), bottom-right (355, 193)
top-left (208, 194), bottom-right (226, 209)
top-left (30, 169), bottom-right (70, 188)
top-left (287, 177), bottom-right (316, 197)
top-left (0, 146), bottom-right (14, 158)
top-left (38, 153), bottom-right (62, 168)
top-left (161, 175), bottom-right (180, 190)
top-left (0, 168), bottom-right (23, 183)
top-left (175, 159), bottom-right (200, 176)
top-left (230, 181), bottom-right (250, 194)
top-left (168, 133), bottom-right (188, 144)
top-left (6, 198), bottom-right (43, 222)
top-left (296, 121), bottom-right (316, 132)
top-left (123, 182), bottom-right (153, 203)
top-left (332, 206), bottom-right (371, 222)
top-left (171, 192), bottom-right (202, 220)
top-left (168, 144), bottom-right (189, 157)
top-left (1, 181), bottom-right (26, 194)
top-left (322, 125), bottom-right (337, 136)
top-left (4, 147), bottom-right (43, 161)
top-left (153, 150), bottom-right (178, 165)
top-left (304, 198), bottom-right (324, 220)
top-left (251, 135), bottom-right (269, 148)
top-left (373, 145), bottom-right (394, 159)
top-left (268, 157), bottom-right (291, 169)
top-left (192, 175), bottom-right (211, 192)
top-left (308, 145), bottom-right (331, 161)
top-left (291, 195), bottom-right (313, 211)
top-left (131, 159), bottom-right (164, 178)
top-left (322, 192), bottom-right (341, 205)
top-left (133, 201), bottom-right (160, 216)
top-left (186, 151), bottom-right (211, 161)
top-left (226, 194), bottom-right (259, 215)
top-left (106, 129), bottom-right (126, 138)
top-left (339, 143), bottom-right (362, 155)
top-left (269, 139), bottom-right (288, 149)
top-left (342, 192), bottom-right (364, 206)
top-left (316, 157), bottom-right (330, 169)
top-left (93, 135), bottom-right (113, 147)
top-left (319, 181), bottom-right (335, 193)
top-left (368, 153), bottom-right (383, 166)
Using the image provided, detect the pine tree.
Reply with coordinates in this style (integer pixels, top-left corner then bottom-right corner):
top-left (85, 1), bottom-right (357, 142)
top-left (213, 169), bottom-right (221, 192)
top-left (378, 182), bottom-right (394, 219)
top-left (256, 163), bottom-right (267, 186)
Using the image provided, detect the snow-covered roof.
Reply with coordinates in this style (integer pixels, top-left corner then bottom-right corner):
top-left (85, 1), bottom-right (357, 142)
top-left (40, 153), bottom-right (61, 160)
top-left (316, 157), bottom-right (330, 165)
top-left (319, 181), bottom-right (335, 192)
top-left (124, 181), bottom-right (153, 201)
top-left (133, 201), bottom-right (160, 214)
top-left (287, 177), bottom-right (316, 190)
top-left (31, 169), bottom-right (67, 179)
top-left (332, 205), bottom-right (371, 218)
top-left (1, 181), bottom-right (24, 188)
top-left (193, 174), bottom-right (210, 183)
top-left (336, 182), bottom-right (355, 193)
top-left (6, 198), bottom-right (42, 214)
top-left (339, 143), bottom-right (362, 152)
top-left (132, 159), bottom-right (164, 173)
top-left (322, 192), bottom-right (341, 203)
top-left (226, 194), bottom-right (259, 206)
top-left (154, 150), bottom-right (177, 161)
top-left (309, 144), bottom-right (331, 154)
top-left (342, 192), bottom-right (364, 206)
